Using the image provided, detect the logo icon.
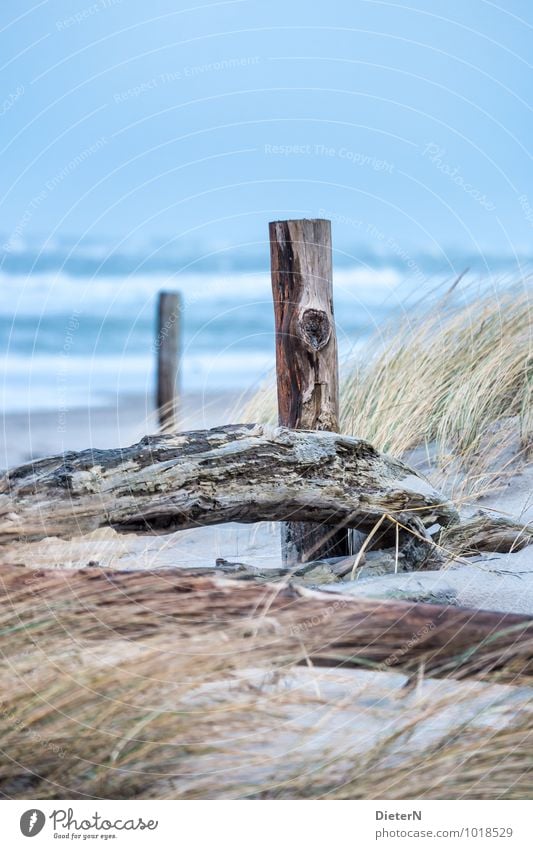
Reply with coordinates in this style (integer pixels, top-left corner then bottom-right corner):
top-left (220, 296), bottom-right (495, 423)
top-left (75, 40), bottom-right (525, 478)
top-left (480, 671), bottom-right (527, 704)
top-left (20, 810), bottom-right (46, 837)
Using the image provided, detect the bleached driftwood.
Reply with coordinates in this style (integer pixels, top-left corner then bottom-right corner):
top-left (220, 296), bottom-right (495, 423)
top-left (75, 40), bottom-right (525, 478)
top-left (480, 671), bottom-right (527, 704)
top-left (0, 424), bottom-right (458, 551)
top-left (441, 514), bottom-right (533, 554)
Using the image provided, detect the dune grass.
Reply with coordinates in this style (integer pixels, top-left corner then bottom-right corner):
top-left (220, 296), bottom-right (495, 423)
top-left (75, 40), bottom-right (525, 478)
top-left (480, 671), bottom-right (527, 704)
top-left (0, 605), bottom-right (530, 800)
top-left (244, 288), bottom-right (532, 501)
top-left (1, 286), bottom-right (531, 801)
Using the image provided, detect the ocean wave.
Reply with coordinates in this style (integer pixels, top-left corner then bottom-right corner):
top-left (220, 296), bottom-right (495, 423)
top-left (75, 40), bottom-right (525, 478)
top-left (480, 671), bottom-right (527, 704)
top-left (0, 260), bottom-right (528, 412)
top-left (0, 265), bottom-right (414, 318)
top-left (0, 349), bottom-right (275, 412)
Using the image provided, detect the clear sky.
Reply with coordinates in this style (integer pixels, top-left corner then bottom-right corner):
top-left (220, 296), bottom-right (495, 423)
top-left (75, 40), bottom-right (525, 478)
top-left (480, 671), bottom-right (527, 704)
top-left (1, 0), bottom-right (532, 261)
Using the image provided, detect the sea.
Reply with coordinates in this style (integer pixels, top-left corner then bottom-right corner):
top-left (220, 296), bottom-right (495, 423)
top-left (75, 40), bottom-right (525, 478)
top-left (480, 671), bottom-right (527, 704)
top-left (0, 240), bottom-right (530, 413)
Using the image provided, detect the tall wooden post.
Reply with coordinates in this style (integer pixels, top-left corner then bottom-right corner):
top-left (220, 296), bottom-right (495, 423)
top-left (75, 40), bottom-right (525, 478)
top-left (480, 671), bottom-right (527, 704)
top-left (269, 218), bottom-right (350, 566)
top-left (156, 291), bottom-right (181, 429)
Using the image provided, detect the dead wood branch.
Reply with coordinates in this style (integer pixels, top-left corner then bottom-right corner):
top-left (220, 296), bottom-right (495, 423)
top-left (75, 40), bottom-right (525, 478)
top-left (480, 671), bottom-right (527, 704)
top-left (442, 513), bottom-right (533, 554)
top-left (0, 425), bottom-right (458, 550)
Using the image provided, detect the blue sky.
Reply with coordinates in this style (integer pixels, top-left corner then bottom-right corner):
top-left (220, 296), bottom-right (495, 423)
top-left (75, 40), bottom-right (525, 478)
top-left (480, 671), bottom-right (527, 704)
top-left (1, 0), bottom-right (532, 261)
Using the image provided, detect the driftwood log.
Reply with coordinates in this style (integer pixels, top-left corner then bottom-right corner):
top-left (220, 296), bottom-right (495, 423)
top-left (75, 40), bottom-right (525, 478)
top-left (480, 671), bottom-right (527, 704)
top-left (0, 424), bottom-right (458, 549)
top-left (1, 565), bottom-right (531, 683)
top-left (441, 514), bottom-right (533, 554)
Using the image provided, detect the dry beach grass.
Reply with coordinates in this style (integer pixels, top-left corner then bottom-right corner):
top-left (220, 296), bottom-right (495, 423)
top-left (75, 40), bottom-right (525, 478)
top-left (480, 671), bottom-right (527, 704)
top-left (0, 286), bottom-right (531, 799)
top-left (245, 288), bottom-right (532, 502)
top-left (0, 565), bottom-right (531, 800)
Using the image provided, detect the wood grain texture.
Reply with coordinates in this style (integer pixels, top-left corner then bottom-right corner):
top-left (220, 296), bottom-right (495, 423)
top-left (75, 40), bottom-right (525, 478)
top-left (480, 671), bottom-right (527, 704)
top-left (269, 219), bottom-right (348, 563)
top-left (269, 219), bottom-right (339, 431)
top-left (156, 291), bottom-right (181, 428)
top-left (0, 424), bottom-right (458, 546)
top-left (442, 514), bottom-right (533, 554)
top-left (1, 564), bottom-right (530, 683)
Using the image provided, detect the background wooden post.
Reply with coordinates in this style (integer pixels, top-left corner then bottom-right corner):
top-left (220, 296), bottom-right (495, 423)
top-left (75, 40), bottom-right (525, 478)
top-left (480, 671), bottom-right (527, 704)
top-left (269, 218), bottom-right (350, 566)
top-left (156, 291), bottom-right (181, 429)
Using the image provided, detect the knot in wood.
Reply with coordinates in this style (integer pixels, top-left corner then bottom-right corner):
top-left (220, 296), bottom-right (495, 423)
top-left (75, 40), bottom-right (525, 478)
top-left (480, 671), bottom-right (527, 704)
top-left (300, 308), bottom-right (331, 351)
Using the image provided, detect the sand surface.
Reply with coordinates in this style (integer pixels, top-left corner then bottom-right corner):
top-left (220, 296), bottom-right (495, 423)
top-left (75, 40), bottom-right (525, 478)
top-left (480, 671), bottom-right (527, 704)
top-left (0, 390), bottom-right (246, 469)
top-left (159, 665), bottom-right (532, 796)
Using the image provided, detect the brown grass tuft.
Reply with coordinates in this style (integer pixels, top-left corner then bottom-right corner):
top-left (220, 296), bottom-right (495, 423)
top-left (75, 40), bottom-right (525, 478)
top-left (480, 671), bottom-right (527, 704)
top-left (0, 566), bottom-right (531, 799)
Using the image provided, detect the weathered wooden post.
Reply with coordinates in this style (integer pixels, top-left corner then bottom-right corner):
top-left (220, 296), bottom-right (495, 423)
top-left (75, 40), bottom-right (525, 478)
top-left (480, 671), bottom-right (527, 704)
top-left (269, 218), bottom-right (350, 566)
top-left (156, 291), bottom-right (181, 429)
